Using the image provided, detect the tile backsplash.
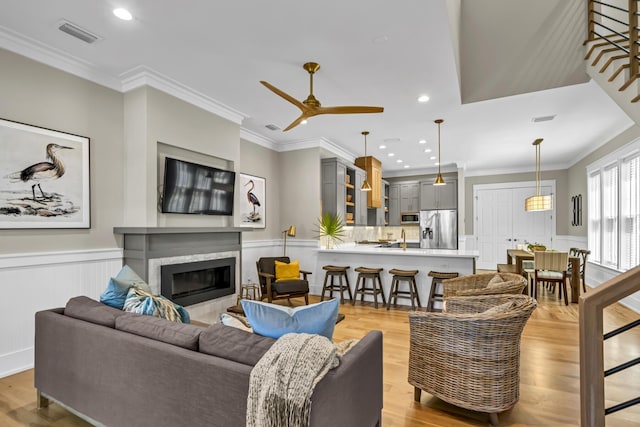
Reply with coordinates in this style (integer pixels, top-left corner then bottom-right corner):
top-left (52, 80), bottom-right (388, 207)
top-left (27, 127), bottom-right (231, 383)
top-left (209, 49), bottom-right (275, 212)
top-left (341, 225), bottom-right (420, 242)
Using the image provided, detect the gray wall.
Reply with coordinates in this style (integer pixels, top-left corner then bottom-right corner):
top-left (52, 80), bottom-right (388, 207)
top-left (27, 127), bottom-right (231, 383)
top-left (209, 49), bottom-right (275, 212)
top-left (0, 48), bottom-right (125, 253)
top-left (279, 148), bottom-right (322, 240)
top-left (239, 139), bottom-right (282, 240)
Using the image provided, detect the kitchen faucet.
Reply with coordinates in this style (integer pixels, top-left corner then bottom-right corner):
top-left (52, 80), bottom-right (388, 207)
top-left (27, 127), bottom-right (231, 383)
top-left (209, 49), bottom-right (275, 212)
top-left (401, 228), bottom-right (407, 251)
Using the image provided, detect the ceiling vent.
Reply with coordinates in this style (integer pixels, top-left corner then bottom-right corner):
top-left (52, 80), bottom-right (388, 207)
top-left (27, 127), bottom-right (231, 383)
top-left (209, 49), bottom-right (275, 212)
top-left (265, 124), bottom-right (280, 131)
top-left (532, 115), bottom-right (556, 123)
top-left (58, 20), bottom-right (100, 44)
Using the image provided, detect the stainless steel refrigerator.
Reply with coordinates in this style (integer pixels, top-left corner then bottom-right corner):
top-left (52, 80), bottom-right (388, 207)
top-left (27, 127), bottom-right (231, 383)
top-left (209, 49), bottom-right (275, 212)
top-left (419, 210), bottom-right (458, 249)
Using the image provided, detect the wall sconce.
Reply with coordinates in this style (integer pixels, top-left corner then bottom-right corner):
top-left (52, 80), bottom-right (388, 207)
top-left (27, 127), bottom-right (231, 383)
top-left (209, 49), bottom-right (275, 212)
top-left (282, 225), bottom-right (296, 256)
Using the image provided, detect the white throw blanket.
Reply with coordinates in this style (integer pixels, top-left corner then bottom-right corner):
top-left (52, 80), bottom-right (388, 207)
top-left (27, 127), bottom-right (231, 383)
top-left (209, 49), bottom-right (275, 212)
top-left (246, 333), bottom-right (340, 427)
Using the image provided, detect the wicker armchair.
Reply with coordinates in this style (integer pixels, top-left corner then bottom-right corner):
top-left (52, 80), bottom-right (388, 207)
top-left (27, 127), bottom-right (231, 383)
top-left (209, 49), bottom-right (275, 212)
top-left (442, 272), bottom-right (526, 299)
top-left (408, 294), bottom-right (537, 426)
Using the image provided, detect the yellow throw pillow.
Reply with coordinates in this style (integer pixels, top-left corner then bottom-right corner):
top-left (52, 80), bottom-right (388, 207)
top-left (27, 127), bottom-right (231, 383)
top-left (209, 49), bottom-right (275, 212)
top-left (275, 259), bottom-right (300, 282)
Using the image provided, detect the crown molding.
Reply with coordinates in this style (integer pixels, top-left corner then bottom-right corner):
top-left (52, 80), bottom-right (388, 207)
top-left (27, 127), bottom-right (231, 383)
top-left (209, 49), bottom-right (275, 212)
top-left (119, 66), bottom-right (247, 125)
top-left (239, 128), bottom-right (278, 150)
top-left (382, 163), bottom-right (458, 178)
top-left (0, 25), bottom-right (122, 90)
top-left (464, 162), bottom-right (570, 177)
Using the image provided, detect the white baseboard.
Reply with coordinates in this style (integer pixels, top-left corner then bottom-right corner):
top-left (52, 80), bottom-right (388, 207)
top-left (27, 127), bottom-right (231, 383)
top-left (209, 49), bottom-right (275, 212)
top-left (0, 348), bottom-right (33, 378)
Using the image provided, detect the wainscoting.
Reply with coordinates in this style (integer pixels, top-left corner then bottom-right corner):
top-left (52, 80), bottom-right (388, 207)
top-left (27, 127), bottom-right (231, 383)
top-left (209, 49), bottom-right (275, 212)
top-left (3, 237), bottom-right (634, 379)
top-left (0, 249), bottom-right (123, 378)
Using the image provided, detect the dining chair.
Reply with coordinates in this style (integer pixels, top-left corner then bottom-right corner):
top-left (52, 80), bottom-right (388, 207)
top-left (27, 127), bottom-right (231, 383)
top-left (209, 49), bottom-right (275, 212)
top-left (533, 251), bottom-right (569, 305)
top-left (567, 249), bottom-right (591, 293)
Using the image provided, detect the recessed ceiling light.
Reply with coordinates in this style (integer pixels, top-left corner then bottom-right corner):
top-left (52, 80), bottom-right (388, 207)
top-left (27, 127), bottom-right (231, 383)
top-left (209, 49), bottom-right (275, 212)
top-left (404, 165), bottom-right (410, 168)
top-left (379, 145), bottom-right (386, 149)
top-left (388, 153), bottom-right (395, 157)
top-left (417, 94), bottom-right (430, 103)
top-left (113, 8), bottom-right (133, 20)
top-left (435, 162), bottom-right (440, 166)
top-left (418, 139), bottom-right (427, 144)
top-left (396, 159), bottom-right (403, 163)
top-left (429, 156), bottom-right (436, 160)
top-left (424, 148), bottom-right (432, 153)
top-left (301, 119), bottom-right (308, 125)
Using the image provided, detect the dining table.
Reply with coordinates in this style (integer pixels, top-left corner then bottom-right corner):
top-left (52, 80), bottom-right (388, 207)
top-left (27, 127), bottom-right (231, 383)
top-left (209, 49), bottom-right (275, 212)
top-left (506, 249), bottom-right (581, 303)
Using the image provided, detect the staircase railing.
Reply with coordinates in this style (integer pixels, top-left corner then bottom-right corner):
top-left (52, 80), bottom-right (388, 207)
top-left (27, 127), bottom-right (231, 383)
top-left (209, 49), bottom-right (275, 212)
top-left (579, 265), bottom-right (640, 426)
top-left (586, 0), bottom-right (639, 101)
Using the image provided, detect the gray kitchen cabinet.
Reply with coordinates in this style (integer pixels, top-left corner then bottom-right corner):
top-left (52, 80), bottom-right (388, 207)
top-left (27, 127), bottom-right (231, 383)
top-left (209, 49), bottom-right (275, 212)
top-left (321, 158), bottom-right (367, 226)
top-left (388, 183), bottom-right (401, 225)
top-left (367, 179), bottom-right (388, 226)
top-left (419, 179), bottom-right (457, 210)
top-left (400, 182), bottom-right (420, 212)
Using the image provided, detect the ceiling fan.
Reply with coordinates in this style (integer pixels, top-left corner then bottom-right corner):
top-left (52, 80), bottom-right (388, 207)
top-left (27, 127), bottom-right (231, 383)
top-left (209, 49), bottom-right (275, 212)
top-left (260, 62), bottom-right (384, 131)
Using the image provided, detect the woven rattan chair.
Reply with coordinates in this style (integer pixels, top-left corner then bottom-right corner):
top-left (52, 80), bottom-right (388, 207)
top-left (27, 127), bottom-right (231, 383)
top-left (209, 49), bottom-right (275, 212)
top-left (442, 272), bottom-right (526, 299)
top-left (408, 294), bottom-right (537, 426)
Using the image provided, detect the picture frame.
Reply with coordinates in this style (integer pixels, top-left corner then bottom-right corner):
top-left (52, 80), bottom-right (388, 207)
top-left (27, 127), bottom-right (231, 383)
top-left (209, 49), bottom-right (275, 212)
top-left (238, 173), bottom-right (265, 228)
top-left (0, 118), bottom-right (90, 229)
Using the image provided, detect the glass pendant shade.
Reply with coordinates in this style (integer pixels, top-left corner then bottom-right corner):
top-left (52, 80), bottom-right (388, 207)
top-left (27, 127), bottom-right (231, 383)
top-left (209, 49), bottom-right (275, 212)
top-left (525, 138), bottom-right (553, 212)
top-left (525, 194), bottom-right (553, 211)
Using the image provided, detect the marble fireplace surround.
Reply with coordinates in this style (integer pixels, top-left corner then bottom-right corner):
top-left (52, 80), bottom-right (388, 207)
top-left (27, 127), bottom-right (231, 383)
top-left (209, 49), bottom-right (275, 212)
top-left (113, 227), bottom-right (250, 318)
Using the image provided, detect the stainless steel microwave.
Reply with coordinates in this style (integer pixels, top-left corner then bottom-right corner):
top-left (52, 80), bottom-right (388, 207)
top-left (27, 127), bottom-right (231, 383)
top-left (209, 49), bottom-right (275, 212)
top-left (400, 212), bottom-right (419, 224)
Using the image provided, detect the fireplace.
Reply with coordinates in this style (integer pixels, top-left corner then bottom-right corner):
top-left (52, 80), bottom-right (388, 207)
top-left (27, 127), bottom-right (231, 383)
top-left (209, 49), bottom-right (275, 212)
top-left (160, 257), bottom-right (236, 307)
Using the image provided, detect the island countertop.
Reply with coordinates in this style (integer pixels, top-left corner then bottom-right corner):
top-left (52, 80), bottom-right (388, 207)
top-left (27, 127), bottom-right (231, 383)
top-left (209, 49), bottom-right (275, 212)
top-left (316, 243), bottom-right (479, 259)
top-left (313, 243), bottom-right (478, 309)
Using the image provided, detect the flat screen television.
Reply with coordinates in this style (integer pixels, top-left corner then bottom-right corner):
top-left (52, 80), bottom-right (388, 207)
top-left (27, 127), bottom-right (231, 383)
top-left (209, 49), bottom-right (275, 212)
top-left (161, 157), bottom-right (235, 215)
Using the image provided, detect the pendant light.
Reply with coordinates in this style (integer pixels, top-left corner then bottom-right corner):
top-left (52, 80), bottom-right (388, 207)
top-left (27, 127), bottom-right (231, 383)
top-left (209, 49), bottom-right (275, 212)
top-left (525, 138), bottom-right (553, 211)
top-left (360, 131), bottom-right (372, 191)
top-left (434, 119), bottom-right (446, 185)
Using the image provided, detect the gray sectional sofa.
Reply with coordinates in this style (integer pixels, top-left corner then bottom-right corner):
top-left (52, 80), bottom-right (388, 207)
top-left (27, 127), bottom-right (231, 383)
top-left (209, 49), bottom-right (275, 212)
top-left (35, 296), bottom-right (383, 427)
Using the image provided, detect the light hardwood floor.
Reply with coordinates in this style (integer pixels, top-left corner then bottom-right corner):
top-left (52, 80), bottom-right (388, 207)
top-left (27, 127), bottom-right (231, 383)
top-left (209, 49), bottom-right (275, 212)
top-left (1, 288), bottom-right (638, 426)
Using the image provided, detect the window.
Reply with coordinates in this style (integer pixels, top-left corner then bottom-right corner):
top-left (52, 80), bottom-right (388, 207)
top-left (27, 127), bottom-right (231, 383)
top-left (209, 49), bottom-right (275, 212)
top-left (588, 139), bottom-right (640, 271)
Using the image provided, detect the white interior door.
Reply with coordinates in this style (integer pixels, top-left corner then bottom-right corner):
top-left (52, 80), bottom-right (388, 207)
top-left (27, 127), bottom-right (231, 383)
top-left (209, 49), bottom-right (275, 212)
top-left (476, 188), bottom-right (514, 268)
top-left (475, 182), bottom-right (555, 270)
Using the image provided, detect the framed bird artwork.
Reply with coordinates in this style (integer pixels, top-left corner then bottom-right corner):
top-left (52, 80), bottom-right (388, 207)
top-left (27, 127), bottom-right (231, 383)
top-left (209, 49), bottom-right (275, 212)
top-left (238, 173), bottom-right (265, 228)
top-left (0, 118), bottom-right (90, 229)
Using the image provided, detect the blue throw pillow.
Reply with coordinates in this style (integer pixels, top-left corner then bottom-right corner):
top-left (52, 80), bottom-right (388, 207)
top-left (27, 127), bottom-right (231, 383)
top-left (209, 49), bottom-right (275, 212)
top-left (240, 298), bottom-right (339, 340)
top-left (123, 287), bottom-right (190, 323)
top-left (100, 265), bottom-right (151, 309)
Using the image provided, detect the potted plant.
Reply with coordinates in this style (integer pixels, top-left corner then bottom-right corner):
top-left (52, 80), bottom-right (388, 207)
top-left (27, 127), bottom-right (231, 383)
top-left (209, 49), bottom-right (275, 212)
top-left (317, 212), bottom-right (345, 249)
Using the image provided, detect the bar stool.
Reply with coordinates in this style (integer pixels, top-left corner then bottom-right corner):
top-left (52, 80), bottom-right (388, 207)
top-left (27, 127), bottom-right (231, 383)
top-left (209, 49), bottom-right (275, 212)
top-left (353, 267), bottom-right (386, 309)
top-left (387, 269), bottom-right (420, 310)
top-left (320, 265), bottom-right (352, 304)
top-left (426, 271), bottom-right (459, 312)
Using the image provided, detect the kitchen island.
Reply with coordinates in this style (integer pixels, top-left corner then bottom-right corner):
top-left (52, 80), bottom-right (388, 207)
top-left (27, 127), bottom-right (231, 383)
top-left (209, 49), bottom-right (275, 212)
top-left (314, 243), bottom-right (479, 308)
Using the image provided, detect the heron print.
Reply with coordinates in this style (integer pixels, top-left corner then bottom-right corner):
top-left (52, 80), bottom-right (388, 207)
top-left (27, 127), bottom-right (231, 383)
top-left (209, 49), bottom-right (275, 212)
top-left (0, 118), bottom-right (90, 228)
top-left (239, 173), bottom-right (265, 228)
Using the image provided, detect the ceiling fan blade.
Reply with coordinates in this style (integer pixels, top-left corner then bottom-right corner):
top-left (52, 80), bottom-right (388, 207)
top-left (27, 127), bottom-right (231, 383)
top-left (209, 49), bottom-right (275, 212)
top-left (317, 106), bottom-right (384, 115)
top-left (282, 114), bottom-right (310, 132)
top-left (260, 81), bottom-right (305, 111)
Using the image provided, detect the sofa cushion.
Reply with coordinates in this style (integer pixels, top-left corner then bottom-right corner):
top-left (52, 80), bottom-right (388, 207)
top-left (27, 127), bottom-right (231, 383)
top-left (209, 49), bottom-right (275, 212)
top-left (240, 298), bottom-right (339, 340)
top-left (123, 287), bottom-right (190, 323)
top-left (115, 314), bottom-right (204, 350)
top-left (199, 324), bottom-right (275, 366)
top-left (64, 296), bottom-right (128, 328)
top-left (100, 265), bottom-right (152, 309)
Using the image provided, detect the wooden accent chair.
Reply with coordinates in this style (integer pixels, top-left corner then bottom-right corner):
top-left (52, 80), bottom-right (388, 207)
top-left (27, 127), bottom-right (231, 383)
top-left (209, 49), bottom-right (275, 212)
top-left (442, 272), bottom-right (527, 299)
top-left (256, 257), bottom-right (310, 304)
top-left (533, 251), bottom-right (569, 305)
top-left (409, 294), bottom-right (537, 426)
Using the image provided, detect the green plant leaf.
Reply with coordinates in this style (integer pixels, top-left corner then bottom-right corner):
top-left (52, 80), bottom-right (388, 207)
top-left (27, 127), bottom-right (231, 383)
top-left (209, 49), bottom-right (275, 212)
top-left (316, 212), bottom-right (345, 241)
